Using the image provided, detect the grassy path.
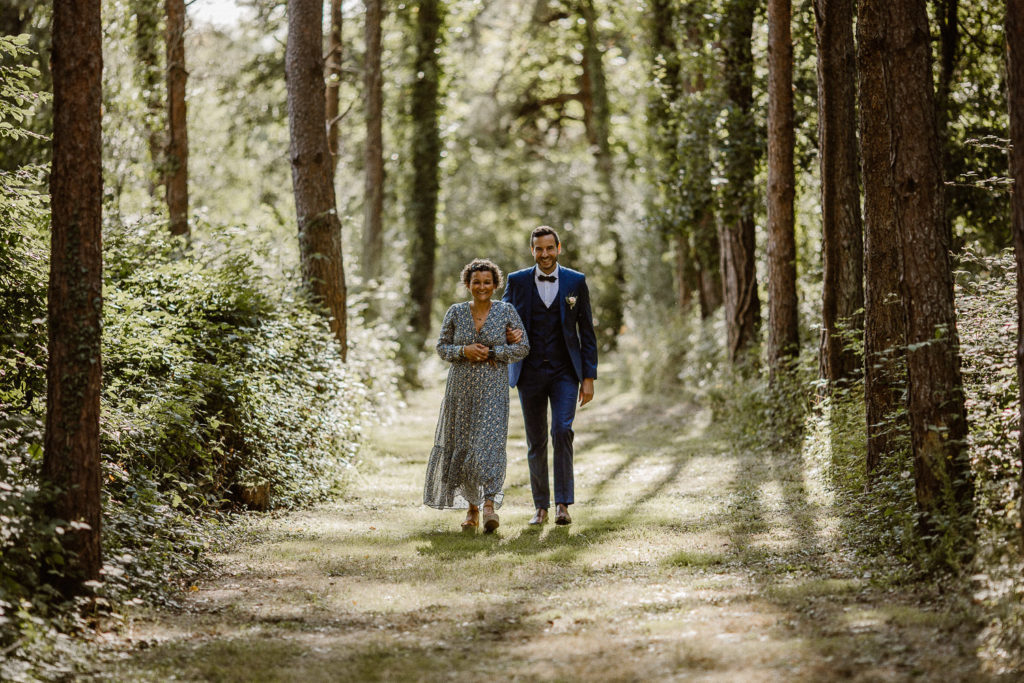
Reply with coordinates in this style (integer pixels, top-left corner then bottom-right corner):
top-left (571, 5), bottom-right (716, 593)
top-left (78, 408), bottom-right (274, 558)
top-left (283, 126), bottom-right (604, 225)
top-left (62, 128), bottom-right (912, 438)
top-left (100, 370), bottom-right (985, 681)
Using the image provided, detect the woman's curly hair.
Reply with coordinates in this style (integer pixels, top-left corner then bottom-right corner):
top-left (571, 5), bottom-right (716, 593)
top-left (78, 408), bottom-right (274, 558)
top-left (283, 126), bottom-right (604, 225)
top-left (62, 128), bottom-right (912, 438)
top-left (461, 258), bottom-right (504, 289)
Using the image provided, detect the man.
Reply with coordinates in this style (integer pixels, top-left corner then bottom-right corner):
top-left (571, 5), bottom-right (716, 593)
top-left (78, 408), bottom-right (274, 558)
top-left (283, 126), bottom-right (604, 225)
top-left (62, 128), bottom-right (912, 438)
top-left (503, 225), bottom-right (598, 526)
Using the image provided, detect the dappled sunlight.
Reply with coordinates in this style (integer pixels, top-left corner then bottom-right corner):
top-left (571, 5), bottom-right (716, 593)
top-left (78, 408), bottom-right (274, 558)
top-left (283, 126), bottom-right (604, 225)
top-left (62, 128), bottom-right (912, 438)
top-left (103, 381), bottom-right (986, 681)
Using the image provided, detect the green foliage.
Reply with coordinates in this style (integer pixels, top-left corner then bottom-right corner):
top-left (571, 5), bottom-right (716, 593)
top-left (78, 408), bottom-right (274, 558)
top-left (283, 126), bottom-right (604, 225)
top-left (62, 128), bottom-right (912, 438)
top-left (954, 250), bottom-right (1024, 671)
top-left (1, 218), bottom-right (399, 673)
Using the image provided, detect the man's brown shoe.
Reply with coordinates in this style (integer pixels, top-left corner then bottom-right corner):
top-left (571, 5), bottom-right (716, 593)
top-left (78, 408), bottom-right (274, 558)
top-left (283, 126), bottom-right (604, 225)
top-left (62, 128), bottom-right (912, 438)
top-left (528, 508), bottom-right (548, 525)
top-left (555, 504), bottom-right (571, 525)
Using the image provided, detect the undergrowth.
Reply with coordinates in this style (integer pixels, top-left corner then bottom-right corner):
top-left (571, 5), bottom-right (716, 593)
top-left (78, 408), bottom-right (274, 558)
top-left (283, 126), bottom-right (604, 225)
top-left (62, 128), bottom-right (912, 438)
top-left (0, 217), bottom-right (400, 679)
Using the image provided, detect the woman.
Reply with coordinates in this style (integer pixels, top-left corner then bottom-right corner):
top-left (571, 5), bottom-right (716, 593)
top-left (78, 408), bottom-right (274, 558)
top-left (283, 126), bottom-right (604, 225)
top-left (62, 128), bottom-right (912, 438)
top-left (423, 259), bottom-right (529, 532)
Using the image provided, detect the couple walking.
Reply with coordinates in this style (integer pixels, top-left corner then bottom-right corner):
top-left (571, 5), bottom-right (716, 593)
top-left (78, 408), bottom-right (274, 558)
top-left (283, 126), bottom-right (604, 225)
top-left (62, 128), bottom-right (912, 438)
top-left (423, 226), bottom-right (599, 532)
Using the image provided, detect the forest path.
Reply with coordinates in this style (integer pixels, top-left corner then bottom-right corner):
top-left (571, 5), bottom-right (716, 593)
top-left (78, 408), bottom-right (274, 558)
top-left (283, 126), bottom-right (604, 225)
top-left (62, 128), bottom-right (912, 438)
top-left (100, 367), bottom-right (984, 681)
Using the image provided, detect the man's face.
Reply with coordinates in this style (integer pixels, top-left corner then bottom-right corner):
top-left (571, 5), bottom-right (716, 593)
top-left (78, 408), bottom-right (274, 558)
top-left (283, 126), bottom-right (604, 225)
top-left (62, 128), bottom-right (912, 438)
top-left (531, 234), bottom-right (560, 273)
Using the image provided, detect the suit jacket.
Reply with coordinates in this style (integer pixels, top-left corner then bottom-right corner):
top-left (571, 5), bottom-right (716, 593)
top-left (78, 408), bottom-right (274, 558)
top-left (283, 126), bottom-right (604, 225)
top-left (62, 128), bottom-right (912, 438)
top-left (502, 265), bottom-right (598, 388)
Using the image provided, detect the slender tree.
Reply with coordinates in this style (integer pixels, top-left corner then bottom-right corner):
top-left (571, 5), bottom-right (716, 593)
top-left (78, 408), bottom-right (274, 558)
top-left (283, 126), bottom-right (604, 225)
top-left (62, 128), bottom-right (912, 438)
top-left (326, 0), bottom-right (342, 167)
top-left (132, 0), bottom-right (164, 195)
top-left (286, 0), bottom-right (348, 358)
top-left (814, 0), bottom-right (864, 385)
top-left (720, 0), bottom-right (761, 363)
top-left (580, 0), bottom-right (625, 351)
top-left (363, 0), bottom-right (385, 282)
top-left (766, 0), bottom-right (799, 371)
top-left (165, 0), bottom-right (188, 236)
top-left (1007, 0), bottom-right (1024, 534)
top-left (859, 0), bottom-right (972, 545)
top-left (43, 0), bottom-right (103, 596)
top-left (407, 0), bottom-right (445, 346)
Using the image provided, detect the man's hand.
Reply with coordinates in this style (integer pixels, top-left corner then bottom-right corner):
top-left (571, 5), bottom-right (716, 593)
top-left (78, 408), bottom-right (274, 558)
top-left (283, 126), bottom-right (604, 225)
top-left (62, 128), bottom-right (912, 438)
top-left (579, 378), bottom-right (595, 406)
top-left (463, 343), bottom-right (490, 362)
top-left (505, 326), bottom-right (523, 344)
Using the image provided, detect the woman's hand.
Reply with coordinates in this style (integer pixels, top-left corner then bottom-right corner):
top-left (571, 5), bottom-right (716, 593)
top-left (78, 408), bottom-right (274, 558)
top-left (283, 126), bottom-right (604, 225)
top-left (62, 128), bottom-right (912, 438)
top-left (506, 326), bottom-right (523, 344)
top-left (463, 343), bottom-right (490, 362)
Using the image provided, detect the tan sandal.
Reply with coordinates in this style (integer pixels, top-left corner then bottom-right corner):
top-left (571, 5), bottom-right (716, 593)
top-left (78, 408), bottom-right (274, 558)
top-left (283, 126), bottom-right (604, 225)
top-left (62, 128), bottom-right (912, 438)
top-left (482, 505), bottom-right (499, 533)
top-left (461, 507), bottom-right (479, 530)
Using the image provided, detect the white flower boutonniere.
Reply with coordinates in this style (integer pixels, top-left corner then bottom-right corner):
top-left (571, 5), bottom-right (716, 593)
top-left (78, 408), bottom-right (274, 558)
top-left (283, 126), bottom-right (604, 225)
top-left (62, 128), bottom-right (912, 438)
top-left (565, 295), bottom-right (577, 310)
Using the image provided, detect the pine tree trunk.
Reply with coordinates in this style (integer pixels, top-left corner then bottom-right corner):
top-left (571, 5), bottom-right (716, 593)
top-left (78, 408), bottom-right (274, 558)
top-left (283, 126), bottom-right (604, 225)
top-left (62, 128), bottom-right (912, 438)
top-left (580, 0), bottom-right (625, 351)
top-left (1006, 0), bottom-right (1024, 536)
top-left (934, 0), bottom-right (958, 248)
top-left (408, 0), bottom-right (444, 346)
top-left (165, 0), bottom-right (188, 236)
top-left (675, 233), bottom-right (696, 311)
top-left (363, 0), bottom-right (385, 282)
top-left (133, 0), bottom-right (164, 196)
top-left (814, 0), bottom-right (864, 385)
top-left (287, 0), bottom-right (348, 359)
top-left (720, 0), bottom-right (761, 363)
top-left (766, 0), bottom-right (799, 371)
top-left (858, 0), bottom-right (908, 476)
top-left (44, 0), bottom-right (103, 596)
top-left (326, 0), bottom-right (342, 168)
top-left (859, 0), bottom-right (972, 543)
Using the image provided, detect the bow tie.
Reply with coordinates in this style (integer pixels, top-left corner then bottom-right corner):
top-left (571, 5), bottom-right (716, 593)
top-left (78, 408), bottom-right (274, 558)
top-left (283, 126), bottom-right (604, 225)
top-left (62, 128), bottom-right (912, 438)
top-left (537, 274), bottom-right (557, 283)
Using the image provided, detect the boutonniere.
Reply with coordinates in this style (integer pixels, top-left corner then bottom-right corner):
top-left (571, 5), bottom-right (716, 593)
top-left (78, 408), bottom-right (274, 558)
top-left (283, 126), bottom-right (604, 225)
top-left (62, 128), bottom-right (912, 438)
top-left (565, 295), bottom-right (577, 310)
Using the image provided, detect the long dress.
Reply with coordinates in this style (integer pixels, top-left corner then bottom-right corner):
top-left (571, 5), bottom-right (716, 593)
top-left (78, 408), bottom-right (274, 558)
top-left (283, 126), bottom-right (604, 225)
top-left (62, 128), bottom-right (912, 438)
top-left (423, 300), bottom-right (530, 509)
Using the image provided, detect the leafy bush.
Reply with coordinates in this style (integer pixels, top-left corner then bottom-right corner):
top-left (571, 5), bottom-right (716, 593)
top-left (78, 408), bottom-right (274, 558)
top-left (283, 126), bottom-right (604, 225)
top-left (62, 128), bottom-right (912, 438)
top-left (954, 250), bottom-right (1024, 673)
top-left (1, 217), bottom-right (400, 676)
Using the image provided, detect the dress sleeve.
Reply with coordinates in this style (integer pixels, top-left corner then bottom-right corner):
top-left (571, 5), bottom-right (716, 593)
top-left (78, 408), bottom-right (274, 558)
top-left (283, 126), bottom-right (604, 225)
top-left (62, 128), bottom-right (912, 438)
top-left (436, 305), bottom-right (466, 363)
top-left (492, 303), bottom-right (529, 364)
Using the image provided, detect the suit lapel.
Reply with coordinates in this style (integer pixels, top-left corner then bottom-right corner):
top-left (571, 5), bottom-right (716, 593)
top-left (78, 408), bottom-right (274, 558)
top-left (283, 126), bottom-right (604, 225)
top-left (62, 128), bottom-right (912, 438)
top-left (558, 269), bottom-right (570, 325)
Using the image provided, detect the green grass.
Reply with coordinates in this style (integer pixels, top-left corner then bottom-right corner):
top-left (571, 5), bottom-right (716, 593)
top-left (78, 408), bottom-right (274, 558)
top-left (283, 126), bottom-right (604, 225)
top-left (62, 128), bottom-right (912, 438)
top-left (95, 371), bottom-right (988, 682)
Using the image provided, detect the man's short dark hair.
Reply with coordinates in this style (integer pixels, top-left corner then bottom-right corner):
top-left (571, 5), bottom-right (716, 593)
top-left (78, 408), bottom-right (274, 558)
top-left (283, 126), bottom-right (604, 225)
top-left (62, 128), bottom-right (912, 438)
top-left (530, 225), bottom-right (560, 247)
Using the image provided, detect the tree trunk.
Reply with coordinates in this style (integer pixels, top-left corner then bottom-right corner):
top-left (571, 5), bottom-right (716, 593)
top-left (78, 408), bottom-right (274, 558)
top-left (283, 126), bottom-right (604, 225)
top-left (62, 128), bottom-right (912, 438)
top-left (814, 0), bottom-right (864, 385)
top-left (858, 0), bottom-right (908, 477)
top-left (766, 0), bottom-right (799, 371)
top-left (580, 0), bottom-right (625, 351)
top-left (675, 232), bottom-right (696, 311)
top-left (1006, 0), bottom-right (1024, 536)
top-left (720, 0), bottom-right (761, 363)
top-left (934, 0), bottom-right (958, 248)
top-left (363, 0), bottom-right (385, 282)
top-left (287, 0), bottom-right (348, 359)
top-left (165, 0), bottom-right (188, 236)
top-left (859, 0), bottom-right (972, 544)
top-left (408, 0), bottom-right (444, 345)
top-left (326, 0), bottom-right (342, 168)
top-left (44, 0), bottom-right (103, 596)
top-left (133, 0), bottom-right (164, 196)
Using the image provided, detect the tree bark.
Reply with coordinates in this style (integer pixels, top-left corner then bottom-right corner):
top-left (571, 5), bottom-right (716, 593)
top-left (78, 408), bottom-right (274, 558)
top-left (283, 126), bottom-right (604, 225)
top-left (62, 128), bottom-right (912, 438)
top-left (287, 0), bottom-right (348, 358)
top-left (326, 0), bottom-right (342, 168)
top-left (766, 0), bottom-right (799, 371)
top-left (814, 0), bottom-right (864, 385)
top-left (1007, 0), bottom-right (1024, 536)
top-left (363, 0), bottom-right (385, 282)
top-left (165, 0), bottom-right (189, 236)
top-left (44, 0), bottom-right (103, 596)
top-left (934, 0), bottom-right (958, 248)
top-left (858, 0), bottom-right (907, 477)
top-left (408, 0), bottom-right (444, 345)
top-left (580, 0), bottom-right (625, 351)
top-left (859, 0), bottom-right (972, 542)
top-left (720, 0), bottom-right (761, 363)
top-left (133, 0), bottom-right (164, 195)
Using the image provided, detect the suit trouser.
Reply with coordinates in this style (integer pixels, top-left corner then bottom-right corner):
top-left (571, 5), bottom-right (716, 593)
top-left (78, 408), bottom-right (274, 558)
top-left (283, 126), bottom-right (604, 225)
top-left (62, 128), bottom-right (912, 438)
top-left (517, 363), bottom-right (578, 509)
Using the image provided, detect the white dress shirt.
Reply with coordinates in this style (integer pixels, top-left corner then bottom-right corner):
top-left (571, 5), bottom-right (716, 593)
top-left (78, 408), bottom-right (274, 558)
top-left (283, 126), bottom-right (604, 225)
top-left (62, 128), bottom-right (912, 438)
top-left (534, 264), bottom-right (560, 308)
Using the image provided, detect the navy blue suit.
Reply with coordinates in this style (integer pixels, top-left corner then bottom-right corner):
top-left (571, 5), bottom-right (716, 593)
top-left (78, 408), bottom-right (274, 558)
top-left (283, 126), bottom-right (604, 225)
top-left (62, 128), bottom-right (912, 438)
top-left (503, 266), bottom-right (598, 509)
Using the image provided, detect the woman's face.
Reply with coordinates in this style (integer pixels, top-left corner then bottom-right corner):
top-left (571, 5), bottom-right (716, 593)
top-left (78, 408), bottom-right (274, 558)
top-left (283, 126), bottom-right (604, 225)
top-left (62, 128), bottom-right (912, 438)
top-left (468, 270), bottom-right (495, 302)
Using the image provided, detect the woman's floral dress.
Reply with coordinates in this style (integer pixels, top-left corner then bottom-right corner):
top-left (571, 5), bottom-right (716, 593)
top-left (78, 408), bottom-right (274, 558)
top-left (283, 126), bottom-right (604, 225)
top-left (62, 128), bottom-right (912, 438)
top-left (423, 300), bottom-right (529, 509)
